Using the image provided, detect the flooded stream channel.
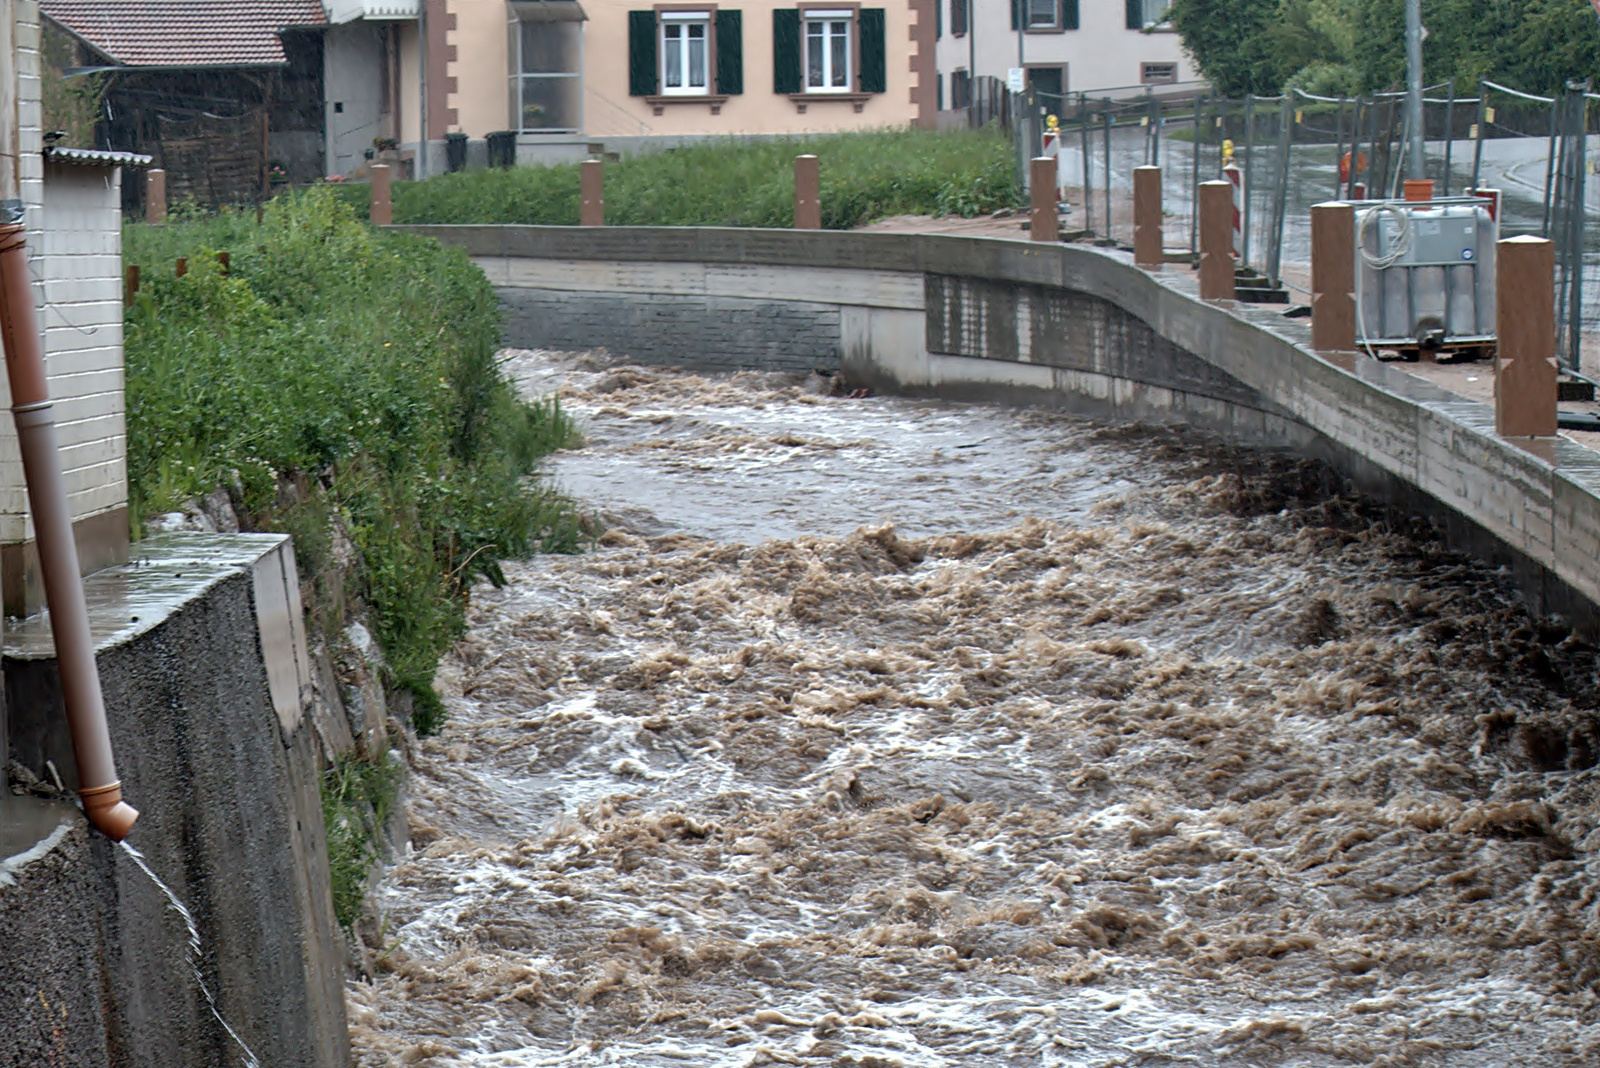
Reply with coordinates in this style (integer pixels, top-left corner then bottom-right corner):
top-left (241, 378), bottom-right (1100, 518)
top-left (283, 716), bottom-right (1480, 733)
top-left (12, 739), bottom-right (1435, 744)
top-left (350, 351), bottom-right (1600, 1066)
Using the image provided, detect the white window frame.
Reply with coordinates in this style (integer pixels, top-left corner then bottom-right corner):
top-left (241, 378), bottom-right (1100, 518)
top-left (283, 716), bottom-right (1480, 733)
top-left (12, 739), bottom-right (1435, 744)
top-left (804, 10), bottom-right (853, 94)
top-left (660, 11), bottom-right (712, 97)
top-left (1025, 0), bottom-right (1057, 29)
top-left (513, 18), bottom-right (584, 134)
top-left (1138, 0), bottom-right (1172, 29)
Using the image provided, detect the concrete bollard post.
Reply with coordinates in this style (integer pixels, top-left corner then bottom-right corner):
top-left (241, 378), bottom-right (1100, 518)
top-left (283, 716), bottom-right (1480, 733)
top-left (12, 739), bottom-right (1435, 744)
top-left (1028, 157), bottom-right (1056, 242)
top-left (1028, 157), bottom-right (1056, 243)
top-left (1198, 180), bottom-right (1235, 300)
top-left (1403, 178), bottom-right (1434, 203)
top-left (580, 159), bottom-right (604, 226)
top-left (145, 169), bottom-right (166, 224)
top-left (1133, 165), bottom-right (1162, 267)
top-left (1495, 235), bottom-right (1558, 437)
top-left (794, 154), bottom-right (820, 230)
top-left (1309, 202), bottom-right (1356, 351)
top-left (369, 164), bottom-right (392, 226)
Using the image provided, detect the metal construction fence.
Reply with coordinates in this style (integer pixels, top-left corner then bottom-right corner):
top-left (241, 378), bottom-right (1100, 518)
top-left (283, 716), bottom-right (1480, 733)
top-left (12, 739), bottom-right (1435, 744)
top-left (1002, 78), bottom-right (1600, 374)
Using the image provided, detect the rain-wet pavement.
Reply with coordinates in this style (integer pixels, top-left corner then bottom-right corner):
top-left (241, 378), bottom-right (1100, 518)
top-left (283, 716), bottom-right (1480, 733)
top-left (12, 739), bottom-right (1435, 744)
top-left (349, 351), bottom-right (1600, 1067)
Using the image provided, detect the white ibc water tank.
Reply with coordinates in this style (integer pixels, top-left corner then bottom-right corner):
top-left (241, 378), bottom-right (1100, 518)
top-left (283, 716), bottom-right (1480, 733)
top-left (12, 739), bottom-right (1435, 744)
top-left (1354, 200), bottom-right (1498, 351)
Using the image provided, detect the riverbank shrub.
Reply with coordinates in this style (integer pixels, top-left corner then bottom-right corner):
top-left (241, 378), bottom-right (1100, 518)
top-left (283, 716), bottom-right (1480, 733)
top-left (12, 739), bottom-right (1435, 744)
top-left (334, 128), bottom-right (1020, 228)
top-left (124, 188), bottom-right (585, 735)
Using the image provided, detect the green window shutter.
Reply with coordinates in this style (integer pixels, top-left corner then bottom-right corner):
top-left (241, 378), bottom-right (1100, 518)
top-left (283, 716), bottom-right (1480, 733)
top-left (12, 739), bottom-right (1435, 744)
top-left (628, 11), bottom-right (658, 96)
top-left (715, 10), bottom-right (743, 94)
top-left (858, 9), bottom-right (886, 93)
top-left (1126, 0), bottom-right (1142, 29)
top-left (1010, 0), bottom-right (1019, 30)
top-left (936, 0), bottom-right (942, 39)
top-left (773, 9), bottom-right (801, 93)
top-left (1061, 0), bottom-right (1078, 30)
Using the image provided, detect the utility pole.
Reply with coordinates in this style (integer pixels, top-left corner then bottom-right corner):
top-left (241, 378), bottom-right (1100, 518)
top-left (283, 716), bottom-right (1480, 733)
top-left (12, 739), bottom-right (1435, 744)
top-left (1405, 0), bottom-right (1425, 180)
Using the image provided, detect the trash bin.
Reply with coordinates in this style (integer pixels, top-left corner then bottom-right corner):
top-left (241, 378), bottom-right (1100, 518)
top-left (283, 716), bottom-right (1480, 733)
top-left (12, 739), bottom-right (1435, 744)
top-left (445, 132), bottom-right (468, 173)
top-left (487, 130), bottom-right (516, 169)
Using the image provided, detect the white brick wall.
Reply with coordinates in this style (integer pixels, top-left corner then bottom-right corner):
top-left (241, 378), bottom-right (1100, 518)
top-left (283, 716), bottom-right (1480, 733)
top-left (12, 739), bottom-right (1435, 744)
top-left (0, 0), bottom-right (130, 544)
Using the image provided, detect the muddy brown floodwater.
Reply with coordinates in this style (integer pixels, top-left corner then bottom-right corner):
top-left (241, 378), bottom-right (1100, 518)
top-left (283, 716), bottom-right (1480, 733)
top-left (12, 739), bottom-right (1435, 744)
top-left (349, 351), bottom-right (1600, 1067)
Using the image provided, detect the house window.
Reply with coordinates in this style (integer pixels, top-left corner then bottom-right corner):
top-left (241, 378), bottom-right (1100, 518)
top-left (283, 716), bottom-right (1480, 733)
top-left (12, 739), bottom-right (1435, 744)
top-left (661, 12), bottom-right (711, 95)
top-left (1026, 0), bottom-right (1056, 28)
top-left (804, 11), bottom-right (852, 92)
top-left (951, 68), bottom-right (971, 109)
top-left (951, 0), bottom-right (967, 36)
top-left (518, 20), bottom-right (582, 131)
top-left (1140, 62), bottom-right (1177, 85)
top-left (1129, 0), bottom-right (1171, 29)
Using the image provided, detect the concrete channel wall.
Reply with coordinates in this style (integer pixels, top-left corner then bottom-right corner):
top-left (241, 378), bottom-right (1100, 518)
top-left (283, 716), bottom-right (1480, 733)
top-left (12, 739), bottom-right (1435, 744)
top-left (0, 534), bottom-right (348, 1068)
top-left (402, 224), bottom-right (1600, 627)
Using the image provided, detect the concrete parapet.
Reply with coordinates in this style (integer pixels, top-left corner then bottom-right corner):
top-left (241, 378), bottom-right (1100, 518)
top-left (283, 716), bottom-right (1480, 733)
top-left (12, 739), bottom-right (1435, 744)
top-left (1133, 166), bottom-right (1162, 268)
top-left (1, 533), bottom-right (347, 1068)
top-left (1198, 180), bottom-right (1234, 300)
top-left (400, 220), bottom-right (1600, 631)
top-left (1495, 235), bottom-right (1557, 438)
top-left (1310, 202), bottom-right (1356, 352)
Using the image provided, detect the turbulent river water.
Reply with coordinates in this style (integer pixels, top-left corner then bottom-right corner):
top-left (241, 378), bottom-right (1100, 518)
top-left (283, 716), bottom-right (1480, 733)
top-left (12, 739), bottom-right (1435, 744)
top-left (349, 351), bottom-right (1600, 1067)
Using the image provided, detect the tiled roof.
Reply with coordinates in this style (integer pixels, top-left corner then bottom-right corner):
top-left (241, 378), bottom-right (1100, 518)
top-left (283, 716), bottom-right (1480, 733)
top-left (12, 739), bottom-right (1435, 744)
top-left (42, 0), bottom-right (328, 69)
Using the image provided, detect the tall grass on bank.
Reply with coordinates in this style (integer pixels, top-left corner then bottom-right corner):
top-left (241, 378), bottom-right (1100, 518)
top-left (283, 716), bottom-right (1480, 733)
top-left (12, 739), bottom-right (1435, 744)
top-left (124, 188), bottom-right (585, 734)
top-left (336, 128), bottom-right (1020, 228)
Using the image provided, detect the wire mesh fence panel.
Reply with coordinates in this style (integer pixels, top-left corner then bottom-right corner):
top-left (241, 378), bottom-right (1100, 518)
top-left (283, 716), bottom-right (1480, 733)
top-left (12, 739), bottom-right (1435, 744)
top-left (1001, 76), bottom-right (1600, 364)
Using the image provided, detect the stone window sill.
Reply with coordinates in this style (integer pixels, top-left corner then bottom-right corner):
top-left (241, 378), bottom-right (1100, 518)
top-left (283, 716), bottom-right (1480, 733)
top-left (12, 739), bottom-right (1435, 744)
top-left (789, 92), bottom-right (872, 113)
top-left (646, 94), bottom-right (731, 116)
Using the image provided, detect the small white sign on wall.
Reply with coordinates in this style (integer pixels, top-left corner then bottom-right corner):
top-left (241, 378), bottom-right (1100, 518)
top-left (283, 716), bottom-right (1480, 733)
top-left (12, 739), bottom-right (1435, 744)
top-left (1007, 67), bottom-right (1026, 94)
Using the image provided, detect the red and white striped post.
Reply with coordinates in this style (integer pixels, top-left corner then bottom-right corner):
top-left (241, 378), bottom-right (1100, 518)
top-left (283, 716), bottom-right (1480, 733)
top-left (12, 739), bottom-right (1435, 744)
top-left (1222, 154), bottom-right (1244, 260)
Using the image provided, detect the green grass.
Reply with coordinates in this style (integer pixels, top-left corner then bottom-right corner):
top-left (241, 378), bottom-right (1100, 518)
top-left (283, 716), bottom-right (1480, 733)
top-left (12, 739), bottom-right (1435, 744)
top-left (322, 753), bottom-right (401, 930)
top-left (332, 128), bottom-right (1021, 228)
top-left (124, 188), bottom-right (586, 735)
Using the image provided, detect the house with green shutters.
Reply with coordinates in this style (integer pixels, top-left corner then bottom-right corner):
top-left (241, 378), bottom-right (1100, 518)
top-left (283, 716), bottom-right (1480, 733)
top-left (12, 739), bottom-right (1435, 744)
top-left (443, 0), bottom-right (935, 160)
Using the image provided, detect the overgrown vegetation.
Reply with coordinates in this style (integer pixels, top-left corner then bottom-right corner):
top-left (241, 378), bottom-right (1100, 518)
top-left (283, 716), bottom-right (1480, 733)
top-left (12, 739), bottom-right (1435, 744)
top-left (1170, 0), bottom-right (1600, 98)
top-left (40, 22), bottom-right (107, 146)
top-left (323, 753), bottom-right (403, 929)
top-left (350, 129), bottom-right (1019, 227)
top-left (124, 188), bottom-right (586, 736)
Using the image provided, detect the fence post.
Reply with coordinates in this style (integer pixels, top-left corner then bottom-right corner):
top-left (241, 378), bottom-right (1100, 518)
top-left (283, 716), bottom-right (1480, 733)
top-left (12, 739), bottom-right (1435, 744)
top-left (1267, 95), bottom-right (1293, 284)
top-left (1189, 95), bottom-right (1203, 256)
top-left (1080, 94), bottom-right (1094, 237)
top-left (1101, 101), bottom-right (1113, 244)
top-left (580, 159), bottom-right (604, 226)
top-left (369, 163), bottom-right (392, 226)
top-left (124, 265), bottom-right (139, 307)
top-left (1442, 77), bottom-right (1455, 196)
top-left (217, 251), bottom-right (230, 276)
top-left (794, 154), bottom-right (820, 230)
top-left (1310, 202), bottom-right (1355, 351)
top-left (1029, 157), bottom-right (1056, 243)
top-left (1471, 81), bottom-right (1487, 189)
top-left (1495, 235), bottom-right (1557, 437)
top-left (175, 257), bottom-right (186, 278)
top-left (145, 169), bottom-right (166, 224)
top-left (1241, 94), bottom-right (1256, 266)
top-left (1133, 165), bottom-right (1162, 267)
top-left (1198, 180), bottom-right (1235, 300)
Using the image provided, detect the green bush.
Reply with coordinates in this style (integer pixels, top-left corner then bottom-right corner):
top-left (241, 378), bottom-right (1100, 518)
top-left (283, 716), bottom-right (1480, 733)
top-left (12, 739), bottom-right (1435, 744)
top-left (124, 188), bottom-right (585, 734)
top-left (354, 129), bottom-right (1019, 228)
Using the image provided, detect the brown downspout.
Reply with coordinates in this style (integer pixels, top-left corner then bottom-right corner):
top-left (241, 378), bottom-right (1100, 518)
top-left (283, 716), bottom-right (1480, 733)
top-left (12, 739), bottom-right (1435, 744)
top-left (0, 208), bottom-right (138, 841)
